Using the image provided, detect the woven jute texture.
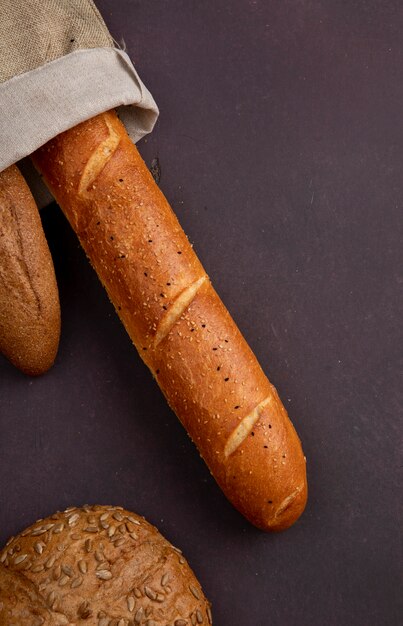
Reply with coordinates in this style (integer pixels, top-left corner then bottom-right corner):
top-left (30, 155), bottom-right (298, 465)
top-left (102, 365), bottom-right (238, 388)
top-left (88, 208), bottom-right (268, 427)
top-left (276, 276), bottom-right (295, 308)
top-left (0, 0), bottom-right (113, 83)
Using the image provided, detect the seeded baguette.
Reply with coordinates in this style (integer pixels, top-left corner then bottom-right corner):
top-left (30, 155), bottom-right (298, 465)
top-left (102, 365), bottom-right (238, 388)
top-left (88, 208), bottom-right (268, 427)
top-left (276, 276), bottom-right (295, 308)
top-left (0, 164), bottom-right (60, 375)
top-left (33, 110), bottom-right (307, 531)
top-left (1, 505), bottom-right (211, 625)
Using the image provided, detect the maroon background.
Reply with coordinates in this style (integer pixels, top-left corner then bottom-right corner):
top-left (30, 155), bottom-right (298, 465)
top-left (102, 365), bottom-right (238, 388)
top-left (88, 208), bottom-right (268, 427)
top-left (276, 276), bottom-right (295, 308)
top-left (1, 2), bottom-right (402, 624)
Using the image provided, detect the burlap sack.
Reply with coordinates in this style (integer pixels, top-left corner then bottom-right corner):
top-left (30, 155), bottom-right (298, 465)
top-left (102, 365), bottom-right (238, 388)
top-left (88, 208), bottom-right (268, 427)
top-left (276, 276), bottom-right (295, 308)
top-left (0, 0), bottom-right (158, 181)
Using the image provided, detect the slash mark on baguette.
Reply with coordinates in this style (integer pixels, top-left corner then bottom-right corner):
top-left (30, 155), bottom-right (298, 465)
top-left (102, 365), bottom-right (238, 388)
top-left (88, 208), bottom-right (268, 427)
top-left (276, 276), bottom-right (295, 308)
top-left (154, 275), bottom-right (207, 346)
top-left (271, 485), bottom-right (303, 522)
top-left (78, 117), bottom-right (120, 196)
top-left (2, 204), bottom-right (42, 316)
top-left (224, 394), bottom-right (274, 458)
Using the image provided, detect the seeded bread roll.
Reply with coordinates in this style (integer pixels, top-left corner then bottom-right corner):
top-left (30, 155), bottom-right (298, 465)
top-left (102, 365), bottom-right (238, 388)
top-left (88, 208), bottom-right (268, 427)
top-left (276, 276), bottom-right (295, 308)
top-left (1, 505), bottom-right (211, 626)
top-left (33, 110), bottom-right (307, 531)
top-left (0, 564), bottom-right (69, 625)
top-left (0, 164), bottom-right (60, 375)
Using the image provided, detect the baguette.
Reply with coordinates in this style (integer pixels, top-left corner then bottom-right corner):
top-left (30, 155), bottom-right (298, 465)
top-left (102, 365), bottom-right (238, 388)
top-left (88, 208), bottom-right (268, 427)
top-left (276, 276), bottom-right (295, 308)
top-left (0, 164), bottom-right (60, 376)
top-left (33, 111), bottom-right (307, 531)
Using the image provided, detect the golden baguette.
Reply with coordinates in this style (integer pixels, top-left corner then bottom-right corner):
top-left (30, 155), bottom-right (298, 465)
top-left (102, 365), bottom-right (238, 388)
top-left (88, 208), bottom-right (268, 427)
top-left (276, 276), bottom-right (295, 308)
top-left (33, 110), bottom-right (307, 530)
top-left (0, 164), bottom-right (60, 375)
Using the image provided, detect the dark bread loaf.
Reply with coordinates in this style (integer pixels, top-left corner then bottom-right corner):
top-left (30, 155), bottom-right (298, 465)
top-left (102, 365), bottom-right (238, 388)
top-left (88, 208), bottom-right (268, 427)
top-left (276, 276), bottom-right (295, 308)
top-left (33, 110), bottom-right (307, 531)
top-left (1, 505), bottom-right (211, 625)
top-left (0, 164), bottom-right (60, 375)
top-left (0, 563), bottom-right (69, 625)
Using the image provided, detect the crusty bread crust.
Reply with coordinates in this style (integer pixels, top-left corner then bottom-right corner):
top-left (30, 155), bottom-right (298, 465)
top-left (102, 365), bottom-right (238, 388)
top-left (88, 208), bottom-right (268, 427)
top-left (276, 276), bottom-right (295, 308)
top-left (33, 111), bottom-right (307, 530)
top-left (0, 165), bottom-right (60, 376)
top-left (1, 505), bottom-right (211, 625)
top-left (0, 564), bottom-right (69, 625)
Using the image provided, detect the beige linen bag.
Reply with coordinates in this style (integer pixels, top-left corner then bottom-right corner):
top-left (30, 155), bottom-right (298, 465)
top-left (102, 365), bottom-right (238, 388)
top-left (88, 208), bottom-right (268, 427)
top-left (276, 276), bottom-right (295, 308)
top-left (0, 0), bottom-right (158, 202)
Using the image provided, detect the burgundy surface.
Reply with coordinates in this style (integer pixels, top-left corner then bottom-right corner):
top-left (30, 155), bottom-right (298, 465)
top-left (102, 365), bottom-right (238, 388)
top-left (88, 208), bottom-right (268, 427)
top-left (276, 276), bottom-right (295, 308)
top-left (1, 2), bottom-right (402, 624)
